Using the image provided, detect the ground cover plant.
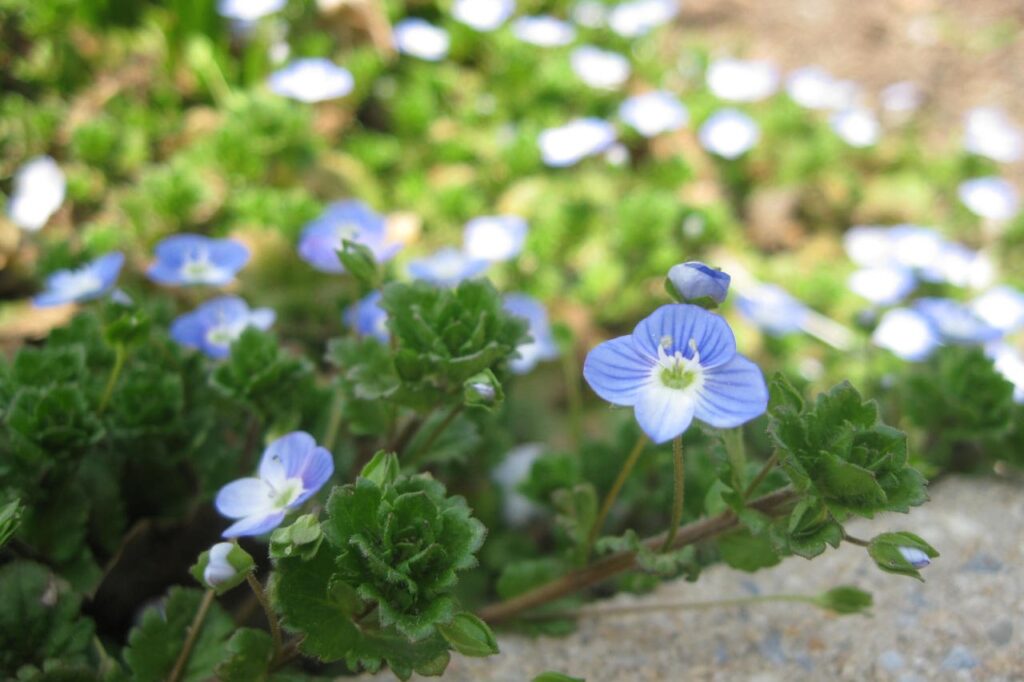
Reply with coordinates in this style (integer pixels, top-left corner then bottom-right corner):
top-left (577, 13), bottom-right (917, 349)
top-left (1, 0), bottom-right (1022, 680)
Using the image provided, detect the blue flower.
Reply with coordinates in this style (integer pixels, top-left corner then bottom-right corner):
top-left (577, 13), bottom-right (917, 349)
top-left (607, 0), bottom-right (677, 38)
top-left (872, 308), bottom-right (939, 361)
top-left (706, 57), bottom-right (779, 103)
top-left (830, 108), bottom-right (881, 148)
top-left (971, 286), bottom-right (1024, 333)
top-left (452, 0), bottom-right (514, 32)
top-left (7, 155), bottom-right (65, 232)
top-left (619, 91), bottom-right (688, 137)
top-left (344, 291), bottom-right (389, 343)
top-left (913, 297), bottom-right (1002, 345)
top-left (698, 109), bottom-right (759, 158)
top-left (298, 200), bottom-right (400, 274)
top-left (958, 177), bottom-right (1020, 221)
top-left (215, 431), bottom-right (334, 538)
top-left (407, 247), bottom-right (489, 287)
top-left (964, 107), bottom-right (1023, 164)
top-left (463, 215), bottom-right (528, 262)
top-left (503, 294), bottom-right (560, 374)
top-left (583, 304), bottom-right (768, 443)
top-left (918, 242), bottom-right (994, 289)
top-left (170, 296), bottom-right (276, 359)
top-left (267, 58), bottom-right (355, 103)
top-left (570, 46), bottom-right (631, 90)
top-left (848, 266), bottom-right (916, 306)
top-left (511, 15), bottom-right (576, 47)
top-left (667, 262), bottom-right (731, 304)
top-left (217, 0), bottom-right (284, 21)
top-left (34, 252), bottom-right (125, 307)
top-left (734, 284), bottom-right (809, 336)
top-left (987, 343), bottom-right (1024, 403)
top-left (147, 234), bottom-right (250, 287)
top-left (393, 18), bottom-right (450, 61)
top-left (538, 117), bottom-right (617, 167)
top-left (785, 66), bottom-right (859, 111)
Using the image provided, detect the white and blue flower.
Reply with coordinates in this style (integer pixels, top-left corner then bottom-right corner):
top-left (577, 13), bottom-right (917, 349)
top-left (987, 343), bottom-right (1024, 404)
top-left (899, 546), bottom-right (931, 569)
top-left (872, 308), bottom-right (940, 361)
top-left (512, 15), bottom-right (576, 47)
top-left (464, 215), bottom-right (528, 262)
top-left (393, 18), bottom-right (450, 61)
top-left (583, 304), bottom-right (768, 443)
top-left (619, 91), bottom-right (688, 138)
top-left (971, 286), bottom-right (1024, 334)
top-left (215, 432), bottom-right (334, 538)
top-left (607, 0), bottom-right (677, 38)
top-left (667, 262), bottom-right (731, 304)
top-left (147, 234), bottom-right (250, 287)
top-left (831, 108), bottom-right (881, 148)
top-left (503, 293), bottom-right (560, 374)
top-left (913, 297), bottom-right (1002, 345)
top-left (698, 109), bottom-right (759, 159)
top-left (706, 58), bottom-right (779, 103)
top-left (452, 0), bottom-right (514, 31)
top-left (570, 46), bottom-right (631, 90)
top-left (785, 66), bottom-right (859, 111)
top-left (298, 200), bottom-right (400, 274)
top-left (538, 118), bottom-right (617, 167)
top-left (34, 252), bottom-right (125, 308)
top-left (964, 107), bottom-right (1023, 164)
top-left (734, 284), bottom-right (809, 336)
top-left (170, 296), bottom-right (276, 359)
top-left (7, 155), bottom-right (66, 232)
top-left (267, 58), bottom-right (354, 103)
top-left (848, 266), bottom-right (916, 306)
top-left (408, 247), bottom-right (489, 287)
top-left (958, 177), bottom-right (1020, 221)
top-left (344, 291), bottom-right (390, 343)
top-left (218, 0), bottom-right (285, 21)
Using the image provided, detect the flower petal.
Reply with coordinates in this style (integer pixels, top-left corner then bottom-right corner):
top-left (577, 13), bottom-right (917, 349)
top-left (292, 447), bottom-right (335, 507)
top-left (634, 382), bottom-right (696, 444)
top-left (222, 511), bottom-right (286, 538)
top-left (695, 354), bottom-right (768, 428)
top-left (259, 431), bottom-right (316, 484)
top-left (215, 478), bottom-right (274, 519)
top-left (583, 336), bottom-right (654, 405)
top-left (631, 304), bottom-right (736, 368)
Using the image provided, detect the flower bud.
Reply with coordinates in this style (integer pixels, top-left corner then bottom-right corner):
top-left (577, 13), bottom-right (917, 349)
top-left (463, 370), bottom-right (504, 411)
top-left (204, 543), bottom-right (238, 586)
top-left (191, 542), bottom-right (254, 594)
top-left (666, 262), bottom-right (731, 307)
top-left (898, 546), bottom-right (931, 569)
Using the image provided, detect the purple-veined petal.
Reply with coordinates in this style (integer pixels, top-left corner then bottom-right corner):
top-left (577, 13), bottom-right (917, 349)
top-left (215, 478), bottom-right (274, 519)
top-left (695, 354), bottom-right (768, 428)
top-left (631, 304), bottom-right (736, 368)
top-left (222, 511), bottom-right (286, 538)
top-left (292, 447), bottom-right (335, 507)
top-left (634, 382), bottom-right (696, 444)
top-left (259, 432), bottom-right (316, 484)
top-left (582, 336), bottom-right (653, 405)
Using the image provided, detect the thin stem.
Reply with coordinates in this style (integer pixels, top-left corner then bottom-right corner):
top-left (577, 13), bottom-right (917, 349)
top-left (246, 573), bottom-right (283, 658)
top-left (842, 531), bottom-right (871, 547)
top-left (527, 593), bottom-right (819, 621)
top-left (92, 635), bottom-right (113, 675)
top-left (660, 436), bottom-right (685, 552)
top-left (742, 450), bottom-right (780, 500)
top-left (322, 389), bottom-right (345, 452)
top-left (721, 428), bottom-right (747, 493)
top-left (583, 434), bottom-right (648, 561)
top-left (407, 403), bottom-right (462, 463)
top-left (97, 344), bottom-right (126, 414)
top-left (478, 487), bottom-right (799, 624)
top-left (168, 589), bottom-right (216, 682)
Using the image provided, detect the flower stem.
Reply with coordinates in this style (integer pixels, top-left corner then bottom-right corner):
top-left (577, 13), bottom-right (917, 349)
top-left (721, 427), bottom-right (746, 493)
top-left (168, 588), bottom-right (216, 682)
top-left (246, 572), bottom-right (283, 659)
top-left (660, 435), bottom-right (685, 552)
top-left (842, 531), bottom-right (871, 547)
top-left (97, 343), bottom-right (126, 414)
top-left (583, 434), bottom-right (648, 561)
top-left (406, 403), bottom-right (462, 464)
top-left (742, 450), bottom-right (780, 500)
top-left (477, 487), bottom-right (799, 624)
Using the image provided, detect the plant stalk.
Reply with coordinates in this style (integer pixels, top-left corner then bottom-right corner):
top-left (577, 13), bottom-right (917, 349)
top-left (246, 572), bottom-right (283, 658)
top-left (168, 589), bottom-right (216, 682)
top-left (583, 434), bottom-right (648, 561)
top-left (660, 436), bottom-right (685, 552)
top-left (97, 343), bottom-right (126, 414)
top-left (743, 450), bottom-right (780, 500)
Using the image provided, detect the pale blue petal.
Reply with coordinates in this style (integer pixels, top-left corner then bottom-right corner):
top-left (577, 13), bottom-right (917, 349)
top-left (259, 431), bottom-right (317, 483)
top-left (631, 304), bottom-right (736, 368)
top-left (634, 383), bottom-right (696, 444)
top-left (293, 447), bottom-right (335, 506)
top-left (695, 355), bottom-right (768, 428)
top-left (582, 336), bottom-right (653, 405)
top-left (222, 511), bottom-right (286, 538)
top-left (215, 477), bottom-right (274, 518)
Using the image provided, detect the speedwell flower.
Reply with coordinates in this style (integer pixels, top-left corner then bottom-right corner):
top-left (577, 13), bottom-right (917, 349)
top-left (215, 431), bottom-right (334, 538)
top-left (831, 108), bottom-right (881, 148)
top-left (964, 107), bottom-right (1023, 164)
top-left (34, 252), bottom-right (125, 307)
top-left (344, 291), bottom-right (389, 343)
top-left (583, 304), bottom-right (768, 443)
top-left (785, 66), bottom-right (859, 111)
top-left (607, 0), bottom-right (677, 38)
top-left (147, 234), bottom-right (250, 287)
top-left (452, 0), bottom-right (514, 32)
top-left (619, 91), bottom-right (688, 138)
top-left (570, 46), bottom-right (631, 90)
top-left (298, 200), bottom-right (400, 273)
top-left (393, 18), bottom-right (450, 61)
top-left (913, 297), bottom-right (1001, 345)
top-left (170, 296), bottom-right (275, 359)
top-left (408, 247), bottom-right (489, 287)
top-left (463, 215), bottom-right (528, 262)
top-left (538, 118), bottom-right (617, 167)
top-left (267, 58), bottom-right (354, 103)
top-left (872, 308), bottom-right (939, 361)
top-left (667, 261), bottom-right (731, 304)
top-left (734, 284), bottom-right (809, 335)
top-left (957, 177), bottom-right (1020, 221)
top-left (848, 266), bottom-right (916, 306)
top-left (971, 286), bottom-right (1024, 333)
top-left (218, 0), bottom-right (284, 21)
top-left (7, 156), bottom-right (65, 232)
top-left (511, 15), bottom-right (576, 47)
top-left (706, 57), bottom-right (779, 103)
top-left (698, 109), bottom-right (759, 159)
top-left (503, 293), bottom-right (560, 374)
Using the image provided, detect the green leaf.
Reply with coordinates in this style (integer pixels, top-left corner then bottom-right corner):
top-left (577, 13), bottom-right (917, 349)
top-left (211, 329), bottom-right (314, 421)
top-left (717, 530), bottom-right (781, 572)
top-left (533, 673), bottom-right (585, 682)
top-left (215, 628), bottom-right (274, 682)
top-left (814, 586), bottom-right (873, 615)
top-left (551, 483), bottom-right (597, 563)
top-left (269, 514), bottom-right (324, 561)
top-left (783, 498), bottom-right (843, 559)
top-left (124, 587), bottom-right (234, 682)
top-left (0, 499), bottom-right (23, 549)
top-left (436, 612), bottom-right (500, 657)
top-left (867, 532), bottom-right (939, 581)
top-left (338, 239), bottom-right (381, 292)
top-left (359, 451), bottom-right (400, 487)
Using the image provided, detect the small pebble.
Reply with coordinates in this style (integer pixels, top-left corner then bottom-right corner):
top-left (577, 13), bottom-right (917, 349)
top-left (987, 620), bottom-right (1013, 646)
top-left (940, 644), bottom-right (979, 670)
top-left (961, 551), bottom-right (1003, 573)
top-left (878, 650), bottom-right (905, 670)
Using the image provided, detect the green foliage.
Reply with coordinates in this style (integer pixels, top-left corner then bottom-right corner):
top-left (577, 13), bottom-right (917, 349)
top-left (0, 562), bottom-right (94, 676)
top-left (596, 530), bottom-right (700, 578)
top-left (436, 613), bottom-right (500, 658)
top-left (269, 514), bottom-right (324, 562)
top-left (814, 586), bottom-right (873, 615)
top-left (769, 378), bottom-right (928, 519)
top-left (124, 587), bottom-right (234, 682)
top-left (0, 499), bottom-right (23, 549)
top-left (215, 628), bottom-right (275, 682)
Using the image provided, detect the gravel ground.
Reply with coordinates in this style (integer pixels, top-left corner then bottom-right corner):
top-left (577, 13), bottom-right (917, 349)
top-left (366, 475), bottom-right (1023, 681)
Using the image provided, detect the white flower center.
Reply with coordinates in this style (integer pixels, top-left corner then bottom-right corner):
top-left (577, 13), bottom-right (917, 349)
top-left (655, 339), bottom-right (705, 392)
top-left (268, 477), bottom-right (304, 509)
top-left (181, 248), bottom-right (227, 283)
top-left (59, 270), bottom-right (103, 299)
top-left (332, 223), bottom-right (361, 251)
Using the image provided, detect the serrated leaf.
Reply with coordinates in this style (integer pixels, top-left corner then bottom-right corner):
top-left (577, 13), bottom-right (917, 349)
top-left (717, 530), bottom-right (781, 572)
top-left (215, 628), bottom-right (274, 682)
top-left (437, 613), bottom-right (499, 657)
